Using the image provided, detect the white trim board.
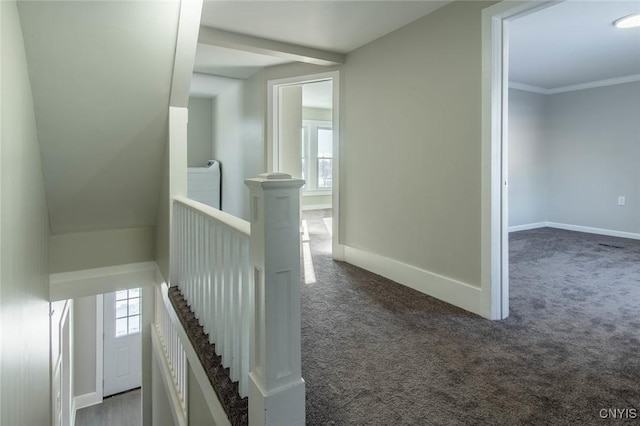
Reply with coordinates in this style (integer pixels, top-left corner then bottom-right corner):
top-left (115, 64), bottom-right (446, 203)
top-left (301, 204), bottom-right (332, 211)
top-left (509, 74), bottom-right (640, 95)
top-left (509, 221), bottom-right (640, 240)
top-left (50, 261), bottom-right (157, 301)
top-left (508, 222), bottom-right (546, 232)
top-left (73, 392), bottom-right (102, 411)
top-left (343, 245), bottom-right (483, 317)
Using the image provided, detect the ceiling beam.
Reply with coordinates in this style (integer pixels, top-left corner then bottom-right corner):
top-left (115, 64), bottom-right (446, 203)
top-left (170, 0), bottom-right (204, 107)
top-left (198, 26), bottom-right (345, 67)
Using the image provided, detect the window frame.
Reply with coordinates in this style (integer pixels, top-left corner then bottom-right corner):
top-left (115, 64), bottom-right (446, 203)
top-left (302, 119), bottom-right (333, 193)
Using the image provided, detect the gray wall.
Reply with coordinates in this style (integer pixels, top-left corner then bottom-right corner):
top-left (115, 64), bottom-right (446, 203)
top-left (74, 296), bottom-right (97, 396)
top-left (508, 82), bottom-right (640, 234)
top-left (343, 1), bottom-right (492, 286)
top-left (50, 227), bottom-right (155, 273)
top-left (187, 365), bottom-right (215, 425)
top-left (212, 80), bottom-right (245, 218)
top-left (211, 71), bottom-right (266, 220)
top-left (546, 82), bottom-right (640, 233)
top-left (151, 350), bottom-right (176, 426)
top-left (508, 89), bottom-right (548, 226)
top-left (0, 2), bottom-right (52, 424)
top-left (187, 97), bottom-right (212, 167)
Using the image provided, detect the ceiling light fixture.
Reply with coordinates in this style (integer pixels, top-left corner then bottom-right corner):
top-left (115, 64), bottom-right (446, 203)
top-left (614, 13), bottom-right (640, 29)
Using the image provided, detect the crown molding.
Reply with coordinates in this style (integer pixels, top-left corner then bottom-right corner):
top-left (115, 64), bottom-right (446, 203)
top-left (510, 74), bottom-right (640, 95)
top-left (508, 82), bottom-right (548, 94)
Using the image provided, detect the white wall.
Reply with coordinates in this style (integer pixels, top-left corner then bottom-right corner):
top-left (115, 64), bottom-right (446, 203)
top-left (343, 1), bottom-right (491, 288)
top-left (0, 2), bottom-right (51, 424)
top-left (546, 82), bottom-right (640, 234)
top-left (187, 97), bottom-right (213, 167)
top-left (508, 88), bottom-right (548, 227)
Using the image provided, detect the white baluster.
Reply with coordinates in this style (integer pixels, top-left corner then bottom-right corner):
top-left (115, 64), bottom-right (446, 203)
top-left (222, 227), bottom-right (231, 366)
top-left (230, 235), bottom-right (240, 382)
top-left (239, 237), bottom-right (251, 397)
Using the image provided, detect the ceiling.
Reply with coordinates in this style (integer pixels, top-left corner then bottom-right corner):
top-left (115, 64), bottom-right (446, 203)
top-left (192, 0), bottom-right (451, 95)
top-left (18, 1), bottom-right (180, 235)
top-left (200, 1), bottom-right (451, 54)
top-left (509, 1), bottom-right (640, 90)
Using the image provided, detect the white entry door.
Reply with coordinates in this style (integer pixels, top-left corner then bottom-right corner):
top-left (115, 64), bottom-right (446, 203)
top-left (103, 289), bottom-right (142, 397)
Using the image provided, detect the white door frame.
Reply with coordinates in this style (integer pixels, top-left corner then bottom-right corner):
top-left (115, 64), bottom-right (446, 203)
top-left (481, 1), bottom-right (561, 320)
top-left (267, 71), bottom-right (343, 260)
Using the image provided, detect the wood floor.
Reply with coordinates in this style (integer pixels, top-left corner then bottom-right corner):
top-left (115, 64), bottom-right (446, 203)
top-left (75, 388), bottom-right (141, 426)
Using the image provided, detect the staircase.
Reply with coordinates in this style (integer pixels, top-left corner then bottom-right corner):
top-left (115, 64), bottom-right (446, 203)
top-left (152, 172), bottom-right (306, 425)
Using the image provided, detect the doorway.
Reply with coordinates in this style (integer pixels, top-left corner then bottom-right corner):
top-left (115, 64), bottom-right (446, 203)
top-left (103, 288), bottom-right (142, 397)
top-left (268, 71), bottom-right (342, 261)
top-left (483, 1), bottom-right (559, 320)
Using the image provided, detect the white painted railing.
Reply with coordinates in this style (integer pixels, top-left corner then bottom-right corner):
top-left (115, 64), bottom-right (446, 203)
top-left (171, 173), bottom-right (306, 425)
top-left (154, 286), bottom-right (188, 419)
top-left (172, 195), bottom-right (251, 397)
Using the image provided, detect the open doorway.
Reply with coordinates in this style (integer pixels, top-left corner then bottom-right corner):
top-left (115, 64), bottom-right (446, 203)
top-left (484, 1), bottom-right (640, 319)
top-left (73, 288), bottom-right (145, 426)
top-left (269, 72), bottom-right (341, 270)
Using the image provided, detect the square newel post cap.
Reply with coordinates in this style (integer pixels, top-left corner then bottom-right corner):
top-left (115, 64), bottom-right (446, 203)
top-left (245, 173), bottom-right (305, 190)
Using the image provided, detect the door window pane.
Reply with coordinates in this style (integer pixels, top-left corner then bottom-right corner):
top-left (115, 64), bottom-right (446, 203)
top-left (116, 318), bottom-right (128, 338)
top-left (113, 288), bottom-right (141, 337)
top-left (115, 300), bottom-right (128, 318)
top-left (128, 316), bottom-right (140, 334)
top-left (129, 298), bottom-right (140, 316)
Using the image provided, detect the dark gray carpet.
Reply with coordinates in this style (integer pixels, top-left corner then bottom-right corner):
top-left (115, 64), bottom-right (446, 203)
top-left (301, 212), bottom-right (640, 425)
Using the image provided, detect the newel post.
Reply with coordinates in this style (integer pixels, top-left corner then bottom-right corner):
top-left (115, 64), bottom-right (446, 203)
top-left (245, 173), bottom-right (305, 426)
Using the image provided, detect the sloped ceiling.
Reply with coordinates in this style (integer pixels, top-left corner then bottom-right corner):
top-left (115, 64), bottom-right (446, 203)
top-left (18, 1), bottom-right (180, 235)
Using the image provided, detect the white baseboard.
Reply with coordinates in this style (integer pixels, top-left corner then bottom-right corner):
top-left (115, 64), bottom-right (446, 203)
top-left (301, 203), bottom-right (332, 211)
top-left (508, 222), bottom-right (546, 232)
top-left (342, 245), bottom-right (483, 317)
top-left (74, 392), bottom-right (102, 411)
top-left (509, 221), bottom-right (640, 240)
top-left (546, 222), bottom-right (640, 240)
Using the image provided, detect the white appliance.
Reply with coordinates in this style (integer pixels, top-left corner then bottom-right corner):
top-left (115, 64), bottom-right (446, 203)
top-left (187, 160), bottom-right (221, 209)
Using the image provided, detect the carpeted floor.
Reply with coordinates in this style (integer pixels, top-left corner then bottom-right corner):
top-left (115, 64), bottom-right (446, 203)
top-left (75, 388), bottom-right (141, 426)
top-left (301, 210), bottom-right (640, 425)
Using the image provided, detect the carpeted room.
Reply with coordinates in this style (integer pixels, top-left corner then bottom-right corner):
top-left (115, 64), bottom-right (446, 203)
top-left (300, 210), bottom-right (640, 425)
top-left (300, 6), bottom-right (640, 416)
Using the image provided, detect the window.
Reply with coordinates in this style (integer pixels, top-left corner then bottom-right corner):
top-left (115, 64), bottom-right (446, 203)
top-left (114, 288), bottom-right (141, 337)
top-left (301, 120), bottom-right (332, 191)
